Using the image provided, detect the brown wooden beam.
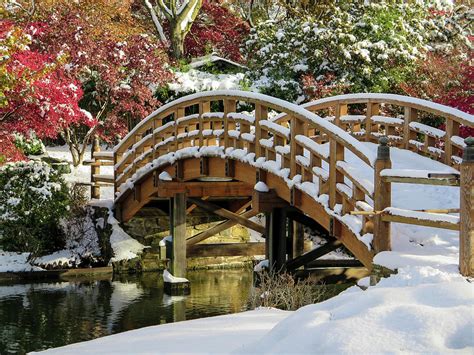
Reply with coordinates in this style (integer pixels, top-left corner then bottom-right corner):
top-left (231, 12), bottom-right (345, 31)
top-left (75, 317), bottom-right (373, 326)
top-left (285, 239), bottom-right (342, 271)
top-left (253, 189), bottom-right (289, 213)
top-left (187, 242), bottom-right (265, 258)
top-left (186, 196), bottom-right (209, 214)
top-left (186, 209), bottom-right (259, 246)
top-left (305, 259), bottom-right (364, 269)
top-left (157, 181), bottom-right (253, 198)
top-left (187, 197), bottom-right (265, 234)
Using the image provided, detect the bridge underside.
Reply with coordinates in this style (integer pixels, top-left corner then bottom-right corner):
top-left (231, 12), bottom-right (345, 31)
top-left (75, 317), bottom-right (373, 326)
top-left (114, 156), bottom-right (374, 274)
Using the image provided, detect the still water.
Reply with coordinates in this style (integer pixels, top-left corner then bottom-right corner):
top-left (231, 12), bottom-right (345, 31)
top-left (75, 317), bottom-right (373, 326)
top-left (0, 269), bottom-right (253, 354)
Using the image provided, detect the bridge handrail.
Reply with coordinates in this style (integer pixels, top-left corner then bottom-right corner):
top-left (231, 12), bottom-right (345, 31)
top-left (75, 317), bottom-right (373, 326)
top-left (272, 93), bottom-right (474, 168)
top-left (113, 90), bottom-right (376, 165)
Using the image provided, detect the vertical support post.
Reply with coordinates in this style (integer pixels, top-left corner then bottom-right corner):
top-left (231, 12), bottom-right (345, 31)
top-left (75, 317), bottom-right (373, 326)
top-left (290, 117), bottom-right (304, 178)
top-left (90, 135), bottom-right (101, 199)
top-left (267, 208), bottom-right (287, 272)
top-left (403, 107), bottom-right (417, 149)
top-left (373, 137), bottom-right (392, 252)
top-left (170, 193), bottom-right (187, 277)
top-left (292, 220), bottom-right (304, 258)
top-left (199, 101), bottom-right (210, 147)
top-left (329, 140), bottom-right (344, 209)
top-left (255, 104), bottom-right (268, 159)
top-left (445, 119), bottom-right (460, 166)
top-left (460, 137), bottom-right (474, 276)
top-left (365, 102), bottom-right (379, 142)
top-left (224, 99), bottom-right (236, 148)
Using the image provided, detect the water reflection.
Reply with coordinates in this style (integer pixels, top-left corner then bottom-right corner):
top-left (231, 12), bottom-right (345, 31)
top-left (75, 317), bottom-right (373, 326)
top-left (0, 270), bottom-right (253, 354)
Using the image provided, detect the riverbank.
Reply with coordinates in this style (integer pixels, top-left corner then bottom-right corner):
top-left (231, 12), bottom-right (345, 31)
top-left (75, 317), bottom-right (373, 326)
top-left (0, 266), bottom-right (112, 282)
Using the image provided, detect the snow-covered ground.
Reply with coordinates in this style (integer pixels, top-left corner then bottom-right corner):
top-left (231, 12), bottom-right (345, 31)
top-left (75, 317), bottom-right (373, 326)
top-left (0, 146), bottom-right (143, 272)
top-left (35, 141), bottom-right (474, 354)
top-left (46, 145), bottom-right (114, 200)
top-left (36, 308), bottom-right (291, 354)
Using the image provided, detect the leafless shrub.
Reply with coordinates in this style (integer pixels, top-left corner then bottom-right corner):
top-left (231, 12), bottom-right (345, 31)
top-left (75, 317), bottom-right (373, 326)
top-left (249, 269), bottom-right (326, 311)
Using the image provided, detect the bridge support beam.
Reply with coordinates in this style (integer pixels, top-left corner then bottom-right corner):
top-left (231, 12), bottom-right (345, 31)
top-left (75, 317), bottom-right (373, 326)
top-left (267, 207), bottom-right (287, 272)
top-left (170, 192), bottom-right (187, 278)
top-left (292, 221), bottom-right (305, 259)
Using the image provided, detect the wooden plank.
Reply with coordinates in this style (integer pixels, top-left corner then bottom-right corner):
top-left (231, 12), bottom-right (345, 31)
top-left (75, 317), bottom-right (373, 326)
top-left (382, 214), bottom-right (459, 231)
top-left (252, 190), bottom-right (289, 213)
top-left (305, 259), bottom-right (364, 268)
top-left (93, 151), bottom-right (114, 161)
top-left (187, 242), bottom-right (265, 258)
top-left (285, 239), bottom-right (342, 271)
top-left (187, 197), bottom-right (265, 234)
top-left (186, 209), bottom-right (259, 245)
top-left (157, 181), bottom-right (253, 198)
top-left (382, 176), bottom-right (460, 186)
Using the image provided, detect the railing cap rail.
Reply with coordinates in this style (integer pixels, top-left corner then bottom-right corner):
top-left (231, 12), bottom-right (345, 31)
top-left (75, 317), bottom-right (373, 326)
top-left (272, 93), bottom-right (474, 126)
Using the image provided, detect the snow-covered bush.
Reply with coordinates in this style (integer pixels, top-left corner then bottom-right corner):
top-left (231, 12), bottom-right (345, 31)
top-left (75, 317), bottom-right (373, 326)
top-left (244, 2), bottom-right (470, 103)
top-left (14, 132), bottom-right (46, 156)
top-left (157, 68), bottom-right (246, 103)
top-left (0, 161), bottom-right (70, 257)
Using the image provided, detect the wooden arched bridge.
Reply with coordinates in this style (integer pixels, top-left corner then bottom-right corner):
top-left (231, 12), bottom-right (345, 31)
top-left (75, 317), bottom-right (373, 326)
top-left (89, 91), bottom-right (474, 279)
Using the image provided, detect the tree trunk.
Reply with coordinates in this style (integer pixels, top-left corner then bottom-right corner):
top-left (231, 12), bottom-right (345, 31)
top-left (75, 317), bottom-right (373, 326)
top-left (170, 22), bottom-right (185, 59)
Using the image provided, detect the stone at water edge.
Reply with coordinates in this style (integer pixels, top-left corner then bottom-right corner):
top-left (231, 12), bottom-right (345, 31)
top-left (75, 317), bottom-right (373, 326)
top-left (164, 281), bottom-right (191, 296)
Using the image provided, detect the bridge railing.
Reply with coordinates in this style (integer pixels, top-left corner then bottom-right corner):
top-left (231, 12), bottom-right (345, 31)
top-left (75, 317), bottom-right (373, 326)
top-left (273, 93), bottom-right (474, 168)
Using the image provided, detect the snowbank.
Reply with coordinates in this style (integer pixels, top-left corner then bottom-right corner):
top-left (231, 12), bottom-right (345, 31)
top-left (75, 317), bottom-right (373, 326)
top-left (238, 267), bottom-right (473, 354)
top-left (37, 308), bottom-right (290, 354)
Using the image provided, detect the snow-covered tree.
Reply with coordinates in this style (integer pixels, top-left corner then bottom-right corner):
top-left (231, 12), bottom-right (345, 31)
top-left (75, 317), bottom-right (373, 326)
top-left (244, 1), bottom-right (471, 103)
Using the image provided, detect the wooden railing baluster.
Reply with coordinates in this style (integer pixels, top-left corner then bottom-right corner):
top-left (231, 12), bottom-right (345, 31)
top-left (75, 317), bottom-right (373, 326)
top-left (255, 104), bottom-right (267, 159)
top-left (329, 140), bottom-right (344, 209)
top-left (290, 117), bottom-right (304, 179)
top-left (403, 107), bottom-right (418, 149)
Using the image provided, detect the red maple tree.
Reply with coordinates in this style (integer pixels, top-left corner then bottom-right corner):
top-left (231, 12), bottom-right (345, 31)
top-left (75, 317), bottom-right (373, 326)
top-left (1, 21), bottom-right (92, 162)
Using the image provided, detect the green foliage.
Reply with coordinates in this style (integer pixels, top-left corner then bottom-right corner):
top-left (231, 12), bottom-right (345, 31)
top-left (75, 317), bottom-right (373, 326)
top-left (0, 161), bottom-right (70, 257)
top-left (244, 1), bottom-right (469, 103)
top-left (14, 133), bottom-right (46, 156)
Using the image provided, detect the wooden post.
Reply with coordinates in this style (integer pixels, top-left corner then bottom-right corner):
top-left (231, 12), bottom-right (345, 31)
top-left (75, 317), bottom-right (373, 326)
top-left (292, 220), bottom-right (304, 258)
top-left (329, 140), bottom-right (344, 209)
top-left (224, 99), bottom-right (236, 148)
top-left (365, 102), bottom-right (379, 142)
top-left (445, 119), bottom-right (460, 166)
top-left (290, 117), bottom-right (304, 178)
top-left (403, 107), bottom-right (417, 149)
top-left (255, 104), bottom-right (268, 159)
top-left (267, 208), bottom-right (287, 272)
top-left (460, 137), bottom-right (474, 276)
top-left (373, 137), bottom-right (392, 252)
top-left (90, 135), bottom-right (101, 199)
top-left (170, 193), bottom-right (187, 278)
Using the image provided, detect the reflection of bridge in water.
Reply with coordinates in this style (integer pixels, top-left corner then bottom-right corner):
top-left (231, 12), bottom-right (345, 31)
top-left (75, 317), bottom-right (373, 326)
top-left (90, 91), bottom-right (474, 279)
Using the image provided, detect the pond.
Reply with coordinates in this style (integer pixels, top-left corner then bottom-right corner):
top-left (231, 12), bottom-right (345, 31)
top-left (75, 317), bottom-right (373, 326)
top-left (0, 269), bottom-right (254, 354)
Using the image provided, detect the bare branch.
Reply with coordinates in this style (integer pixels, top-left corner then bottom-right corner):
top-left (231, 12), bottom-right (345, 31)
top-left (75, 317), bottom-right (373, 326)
top-left (144, 0), bottom-right (169, 46)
